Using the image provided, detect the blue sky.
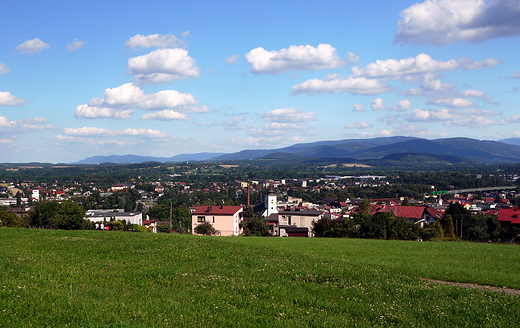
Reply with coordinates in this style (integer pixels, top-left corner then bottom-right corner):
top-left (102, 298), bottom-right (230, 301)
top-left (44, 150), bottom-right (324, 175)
top-left (1, 0), bottom-right (520, 163)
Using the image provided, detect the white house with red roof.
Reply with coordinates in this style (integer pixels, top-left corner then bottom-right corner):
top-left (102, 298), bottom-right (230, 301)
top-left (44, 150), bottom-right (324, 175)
top-left (191, 205), bottom-right (244, 236)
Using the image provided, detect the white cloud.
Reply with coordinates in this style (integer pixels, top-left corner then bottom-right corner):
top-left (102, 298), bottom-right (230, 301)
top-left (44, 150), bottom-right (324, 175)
top-left (89, 83), bottom-right (200, 109)
top-left (0, 116), bottom-right (53, 133)
top-left (74, 105), bottom-right (134, 119)
top-left (459, 89), bottom-right (486, 97)
top-left (0, 63), bottom-right (9, 76)
top-left (245, 44), bottom-right (346, 74)
top-left (141, 110), bottom-right (190, 120)
top-left (292, 76), bottom-right (393, 95)
top-left (428, 98), bottom-right (474, 108)
top-left (371, 98), bottom-right (385, 110)
top-left (127, 48), bottom-right (200, 84)
top-left (346, 52), bottom-right (360, 65)
top-left (351, 53), bottom-right (460, 78)
top-left (224, 54), bottom-right (240, 64)
top-left (0, 91), bottom-right (27, 106)
top-left (63, 127), bottom-right (167, 138)
top-left (394, 0), bottom-right (520, 45)
top-left (66, 38), bottom-right (87, 51)
top-left (345, 122), bottom-right (373, 129)
top-left (181, 31), bottom-right (191, 38)
top-left (459, 57), bottom-right (502, 70)
top-left (262, 108), bottom-right (317, 123)
top-left (397, 99), bottom-right (412, 110)
top-left (16, 38), bottom-right (50, 54)
top-left (125, 34), bottom-right (185, 49)
top-left (406, 108), bottom-right (511, 127)
top-left (352, 103), bottom-right (366, 112)
top-left (509, 70), bottom-right (520, 79)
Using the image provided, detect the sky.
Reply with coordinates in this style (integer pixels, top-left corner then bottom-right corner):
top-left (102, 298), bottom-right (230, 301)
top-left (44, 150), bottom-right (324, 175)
top-left (1, 0), bottom-right (520, 163)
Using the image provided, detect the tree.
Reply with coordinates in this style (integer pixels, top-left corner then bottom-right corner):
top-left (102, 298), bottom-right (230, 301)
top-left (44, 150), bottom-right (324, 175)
top-left (443, 214), bottom-right (456, 240)
top-left (30, 200), bottom-right (60, 227)
top-left (312, 216), bottom-right (340, 237)
top-left (358, 198), bottom-right (372, 217)
top-left (242, 216), bottom-right (270, 236)
top-left (0, 207), bottom-right (29, 228)
top-left (194, 221), bottom-right (219, 236)
top-left (50, 200), bottom-right (88, 230)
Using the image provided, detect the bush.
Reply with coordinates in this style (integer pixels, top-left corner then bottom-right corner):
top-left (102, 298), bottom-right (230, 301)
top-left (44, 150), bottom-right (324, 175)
top-left (194, 222), bottom-right (219, 236)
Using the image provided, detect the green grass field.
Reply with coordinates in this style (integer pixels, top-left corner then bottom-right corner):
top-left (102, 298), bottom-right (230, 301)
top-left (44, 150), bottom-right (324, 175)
top-left (1, 228), bottom-right (519, 327)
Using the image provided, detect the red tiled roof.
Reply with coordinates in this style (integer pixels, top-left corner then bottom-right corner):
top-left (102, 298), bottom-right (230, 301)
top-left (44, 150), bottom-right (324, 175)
top-left (375, 205), bottom-right (425, 219)
top-left (191, 205), bottom-right (243, 215)
top-left (498, 208), bottom-right (520, 224)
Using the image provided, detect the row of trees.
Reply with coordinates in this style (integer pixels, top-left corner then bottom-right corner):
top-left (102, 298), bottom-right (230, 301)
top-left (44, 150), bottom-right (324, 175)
top-left (0, 200), bottom-right (92, 230)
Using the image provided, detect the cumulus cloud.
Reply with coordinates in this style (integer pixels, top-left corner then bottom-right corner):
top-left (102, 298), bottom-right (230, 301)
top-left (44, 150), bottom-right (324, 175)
top-left (345, 122), bottom-right (373, 129)
top-left (66, 38), bottom-right (87, 51)
top-left (76, 83), bottom-right (207, 119)
top-left (125, 34), bottom-right (185, 49)
top-left (509, 70), bottom-right (520, 79)
top-left (0, 63), bottom-right (9, 76)
top-left (459, 89), bottom-right (486, 97)
top-left (224, 54), bottom-right (240, 64)
top-left (397, 99), bottom-right (412, 110)
top-left (127, 48), bottom-right (200, 84)
top-left (141, 110), bottom-right (190, 120)
top-left (0, 116), bottom-right (53, 133)
top-left (292, 75), bottom-right (393, 96)
top-left (74, 105), bottom-right (134, 119)
top-left (16, 38), bottom-right (50, 54)
top-left (371, 98), bottom-right (385, 110)
top-left (428, 98), bottom-right (474, 108)
top-left (245, 44), bottom-right (347, 74)
top-left (0, 91), bottom-right (27, 106)
top-left (401, 74), bottom-right (456, 97)
top-left (63, 127), bottom-right (167, 138)
top-left (262, 108), bottom-right (317, 123)
top-left (394, 0), bottom-right (520, 45)
top-left (406, 108), bottom-right (517, 127)
top-left (459, 57), bottom-right (502, 70)
top-left (352, 103), bottom-right (366, 112)
top-left (351, 53), bottom-right (460, 78)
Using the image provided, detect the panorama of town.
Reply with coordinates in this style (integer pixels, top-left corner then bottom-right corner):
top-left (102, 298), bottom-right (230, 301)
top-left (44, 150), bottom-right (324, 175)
top-left (1, 162), bottom-right (520, 242)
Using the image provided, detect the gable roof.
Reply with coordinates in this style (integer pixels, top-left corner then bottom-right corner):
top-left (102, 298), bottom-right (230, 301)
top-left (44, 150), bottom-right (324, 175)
top-left (375, 205), bottom-right (426, 219)
top-left (498, 208), bottom-right (520, 224)
top-left (192, 205), bottom-right (243, 216)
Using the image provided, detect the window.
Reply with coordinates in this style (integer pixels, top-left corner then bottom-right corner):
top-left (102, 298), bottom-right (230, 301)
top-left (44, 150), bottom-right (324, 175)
top-left (288, 216), bottom-right (292, 225)
top-left (212, 216), bottom-right (215, 223)
top-left (197, 216), bottom-right (205, 222)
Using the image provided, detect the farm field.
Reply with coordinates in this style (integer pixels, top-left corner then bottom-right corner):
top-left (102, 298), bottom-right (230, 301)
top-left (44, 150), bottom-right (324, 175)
top-left (1, 229), bottom-right (519, 327)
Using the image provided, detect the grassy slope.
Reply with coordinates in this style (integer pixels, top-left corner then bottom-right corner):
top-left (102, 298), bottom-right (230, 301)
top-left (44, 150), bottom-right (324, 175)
top-left (1, 229), bottom-right (519, 327)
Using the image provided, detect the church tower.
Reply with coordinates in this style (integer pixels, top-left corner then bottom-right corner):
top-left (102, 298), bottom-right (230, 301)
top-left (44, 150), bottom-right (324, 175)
top-left (265, 189), bottom-right (278, 217)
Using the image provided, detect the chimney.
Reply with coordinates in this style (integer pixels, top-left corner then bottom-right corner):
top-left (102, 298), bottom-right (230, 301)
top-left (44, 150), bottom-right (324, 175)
top-left (207, 205), bottom-right (212, 212)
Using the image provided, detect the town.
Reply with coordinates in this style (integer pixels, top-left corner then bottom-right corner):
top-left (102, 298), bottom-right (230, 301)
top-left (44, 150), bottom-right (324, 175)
top-left (1, 161), bottom-right (519, 242)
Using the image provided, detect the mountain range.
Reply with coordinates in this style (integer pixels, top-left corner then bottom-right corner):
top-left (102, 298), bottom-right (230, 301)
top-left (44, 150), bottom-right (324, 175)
top-left (72, 137), bottom-right (520, 164)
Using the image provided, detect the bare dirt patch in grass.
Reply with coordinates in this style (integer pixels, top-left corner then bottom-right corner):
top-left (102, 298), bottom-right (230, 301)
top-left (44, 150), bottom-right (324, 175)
top-left (422, 278), bottom-right (520, 296)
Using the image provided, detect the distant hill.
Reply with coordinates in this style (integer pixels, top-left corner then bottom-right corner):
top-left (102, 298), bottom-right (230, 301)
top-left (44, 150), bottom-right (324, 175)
top-left (73, 152), bottom-right (224, 164)
top-left (72, 137), bottom-right (520, 164)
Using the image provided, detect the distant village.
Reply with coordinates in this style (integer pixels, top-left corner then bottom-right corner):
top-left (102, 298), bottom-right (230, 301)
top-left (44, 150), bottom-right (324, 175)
top-left (1, 168), bottom-right (519, 241)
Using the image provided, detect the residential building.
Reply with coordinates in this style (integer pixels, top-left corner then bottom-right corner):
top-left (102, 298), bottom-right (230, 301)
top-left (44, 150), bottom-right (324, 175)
top-left (191, 205), bottom-right (243, 236)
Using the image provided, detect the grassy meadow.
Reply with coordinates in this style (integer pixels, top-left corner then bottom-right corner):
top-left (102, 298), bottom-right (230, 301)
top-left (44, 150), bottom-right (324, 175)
top-left (1, 228), bottom-right (519, 327)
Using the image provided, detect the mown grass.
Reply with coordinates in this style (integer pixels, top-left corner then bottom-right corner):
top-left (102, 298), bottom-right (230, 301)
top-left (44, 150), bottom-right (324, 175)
top-left (1, 228), bottom-right (519, 327)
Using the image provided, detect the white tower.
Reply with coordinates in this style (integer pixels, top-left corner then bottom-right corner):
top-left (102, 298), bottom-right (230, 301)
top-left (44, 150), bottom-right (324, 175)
top-left (265, 189), bottom-right (278, 217)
